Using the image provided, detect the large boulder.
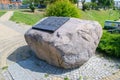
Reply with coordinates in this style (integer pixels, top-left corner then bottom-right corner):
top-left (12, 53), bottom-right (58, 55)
top-left (25, 17), bottom-right (102, 69)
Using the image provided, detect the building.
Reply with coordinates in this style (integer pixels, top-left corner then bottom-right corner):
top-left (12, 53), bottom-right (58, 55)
top-left (115, 1), bottom-right (120, 9)
top-left (0, 0), bottom-right (22, 9)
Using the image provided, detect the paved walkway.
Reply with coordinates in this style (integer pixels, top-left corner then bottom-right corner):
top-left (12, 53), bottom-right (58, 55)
top-left (0, 23), bottom-right (20, 40)
top-left (0, 11), bottom-right (31, 80)
top-left (0, 11), bottom-right (13, 22)
top-left (0, 11), bottom-right (120, 80)
top-left (0, 11), bottom-right (22, 67)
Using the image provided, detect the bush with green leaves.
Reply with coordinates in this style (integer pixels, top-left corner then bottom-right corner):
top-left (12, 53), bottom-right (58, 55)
top-left (29, 3), bottom-right (35, 12)
top-left (46, 0), bottom-right (80, 18)
top-left (98, 31), bottom-right (120, 57)
top-left (83, 2), bottom-right (92, 10)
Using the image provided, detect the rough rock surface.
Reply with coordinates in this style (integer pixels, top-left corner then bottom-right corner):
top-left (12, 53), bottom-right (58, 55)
top-left (25, 17), bottom-right (102, 69)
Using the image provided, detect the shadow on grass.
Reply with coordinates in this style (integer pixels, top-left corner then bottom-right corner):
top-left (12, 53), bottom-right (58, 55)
top-left (21, 10), bottom-right (33, 13)
top-left (37, 9), bottom-right (45, 12)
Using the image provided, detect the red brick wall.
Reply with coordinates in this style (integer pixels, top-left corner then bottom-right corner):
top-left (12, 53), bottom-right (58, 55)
top-left (0, 0), bottom-right (10, 4)
top-left (11, 2), bottom-right (22, 6)
top-left (0, 0), bottom-right (22, 5)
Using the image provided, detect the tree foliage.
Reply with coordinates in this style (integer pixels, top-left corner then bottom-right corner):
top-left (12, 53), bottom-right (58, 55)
top-left (91, 0), bottom-right (114, 9)
top-left (91, 0), bottom-right (96, 3)
top-left (22, 0), bottom-right (40, 4)
top-left (69, 0), bottom-right (77, 3)
top-left (22, 0), bottom-right (78, 5)
top-left (81, 0), bottom-right (86, 11)
top-left (29, 3), bottom-right (35, 12)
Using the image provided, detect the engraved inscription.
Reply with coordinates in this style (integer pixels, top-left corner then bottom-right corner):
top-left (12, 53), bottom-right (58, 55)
top-left (32, 17), bottom-right (70, 32)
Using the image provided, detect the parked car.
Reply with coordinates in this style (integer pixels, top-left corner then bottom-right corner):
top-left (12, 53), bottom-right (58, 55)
top-left (19, 4), bottom-right (29, 9)
top-left (38, 4), bottom-right (46, 8)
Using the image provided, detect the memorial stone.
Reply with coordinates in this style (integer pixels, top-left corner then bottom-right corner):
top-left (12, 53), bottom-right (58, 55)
top-left (25, 17), bottom-right (102, 69)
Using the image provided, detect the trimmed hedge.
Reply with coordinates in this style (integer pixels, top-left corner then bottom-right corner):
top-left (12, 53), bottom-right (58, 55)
top-left (98, 31), bottom-right (120, 57)
top-left (46, 0), bottom-right (80, 18)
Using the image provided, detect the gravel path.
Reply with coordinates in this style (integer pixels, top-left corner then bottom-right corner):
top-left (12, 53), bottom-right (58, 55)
top-left (0, 11), bottom-right (120, 80)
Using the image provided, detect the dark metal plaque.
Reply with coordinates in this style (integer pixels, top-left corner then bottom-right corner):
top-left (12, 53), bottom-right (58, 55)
top-left (32, 17), bottom-right (70, 33)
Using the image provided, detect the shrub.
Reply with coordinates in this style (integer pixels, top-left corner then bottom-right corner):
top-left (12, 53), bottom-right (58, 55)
top-left (91, 3), bottom-right (98, 10)
top-left (83, 2), bottom-right (92, 10)
top-left (46, 0), bottom-right (80, 18)
top-left (83, 2), bottom-right (98, 10)
top-left (98, 31), bottom-right (120, 57)
top-left (29, 3), bottom-right (35, 12)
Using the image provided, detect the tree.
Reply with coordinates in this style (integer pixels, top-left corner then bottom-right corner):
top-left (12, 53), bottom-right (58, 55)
top-left (22, 0), bottom-right (38, 12)
top-left (69, 0), bottom-right (77, 3)
top-left (22, 0), bottom-right (30, 4)
top-left (91, 0), bottom-right (114, 9)
top-left (81, 0), bottom-right (86, 11)
top-left (23, 0), bottom-right (80, 7)
top-left (98, 0), bottom-right (114, 9)
top-left (29, 3), bottom-right (35, 12)
top-left (90, 0), bottom-right (98, 9)
top-left (91, 0), bottom-right (96, 3)
top-left (106, 0), bottom-right (114, 8)
top-left (22, 0), bottom-right (40, 4)
top-left (47, 0), bottom-right (78, 4)
top-left (91, 2), bottom-right (98, 10)
top-left (83, 2), bottom-right (91, 10)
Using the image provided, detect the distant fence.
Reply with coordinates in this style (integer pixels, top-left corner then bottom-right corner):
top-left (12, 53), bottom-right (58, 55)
top-left (0, 4), bottom-right (21, 9)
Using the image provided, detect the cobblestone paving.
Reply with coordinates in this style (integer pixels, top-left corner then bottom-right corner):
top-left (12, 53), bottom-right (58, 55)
top-left (4, 53), bottom-right (120, 80)
top-left (102, 70), bottom-right (120, 80)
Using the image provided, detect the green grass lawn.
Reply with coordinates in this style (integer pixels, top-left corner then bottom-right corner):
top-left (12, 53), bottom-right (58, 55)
top-left (80, 10), bottom-right (120, 27)
top-left (10, 11), bottom-right (44, 25)
top-left (0, 11), bottom-right (6, 17)
top-left (11, 10), bottom-right (119, 27)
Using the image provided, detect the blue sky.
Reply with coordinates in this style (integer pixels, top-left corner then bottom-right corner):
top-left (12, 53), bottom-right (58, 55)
top-left (86, 0), bottom-right (120, 2)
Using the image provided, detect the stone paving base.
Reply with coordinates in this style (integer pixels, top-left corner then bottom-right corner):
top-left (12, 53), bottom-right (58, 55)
top-left (4, 54), bottom-right (120, 80)
top-left (102, 70), bottom-right (120, 80)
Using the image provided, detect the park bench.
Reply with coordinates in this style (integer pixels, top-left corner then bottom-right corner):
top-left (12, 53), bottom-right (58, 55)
top-left (104, 20), bottom-right (120, 33)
